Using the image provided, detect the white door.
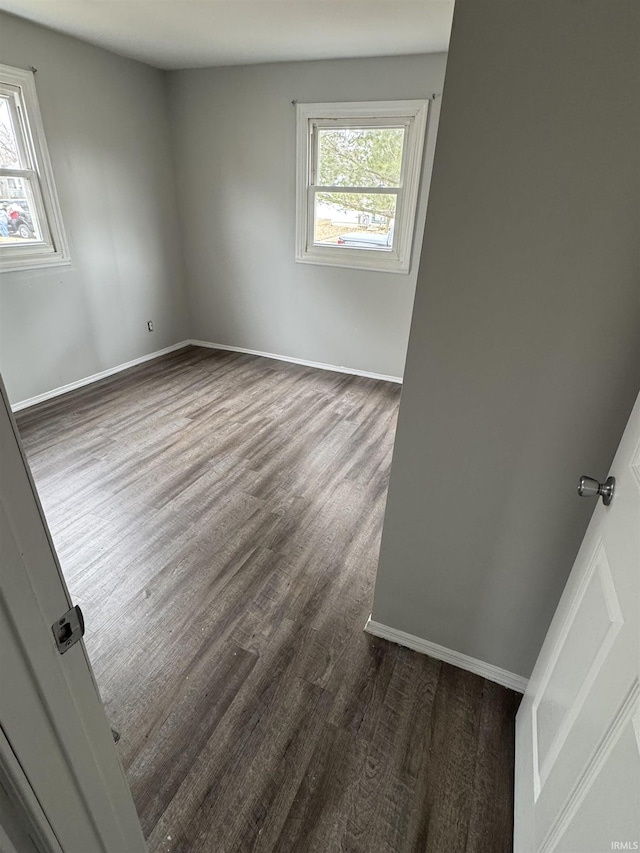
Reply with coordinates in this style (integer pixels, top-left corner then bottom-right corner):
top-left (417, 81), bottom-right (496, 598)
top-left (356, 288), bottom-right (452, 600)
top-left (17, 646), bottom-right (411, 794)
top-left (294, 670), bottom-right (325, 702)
top-left (0, 374), bottom-right (146, 853)
top-left (515, 392), bottom-right (640, 852)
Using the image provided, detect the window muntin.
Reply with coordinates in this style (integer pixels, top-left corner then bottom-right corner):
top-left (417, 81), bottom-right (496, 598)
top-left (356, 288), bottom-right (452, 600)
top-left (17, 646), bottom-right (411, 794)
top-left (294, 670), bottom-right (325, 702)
top-left (0, 65), bottom-right (69, 272)
top-left (296, 101), bottom-right (429, 274)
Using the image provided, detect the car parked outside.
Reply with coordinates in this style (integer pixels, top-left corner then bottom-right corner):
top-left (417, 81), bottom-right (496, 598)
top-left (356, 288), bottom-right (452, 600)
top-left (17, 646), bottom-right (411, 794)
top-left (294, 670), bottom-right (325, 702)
top-left (337, 218), bottom-right (394, 250)
top-left (6, 203), bottom-right (36, 239)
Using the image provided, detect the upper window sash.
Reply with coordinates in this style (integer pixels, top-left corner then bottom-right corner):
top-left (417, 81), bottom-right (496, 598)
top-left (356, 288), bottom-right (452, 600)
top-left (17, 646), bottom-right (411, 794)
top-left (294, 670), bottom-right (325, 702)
top-left (0, 85), bottom-right (34, 171)
top-left (309, 117), bottom-right (410, 189)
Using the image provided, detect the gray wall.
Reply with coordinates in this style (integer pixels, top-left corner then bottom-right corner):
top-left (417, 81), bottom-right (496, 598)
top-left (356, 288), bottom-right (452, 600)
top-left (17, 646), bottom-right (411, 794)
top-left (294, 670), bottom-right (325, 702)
top-left (371, 0), bottom-right (640, 677)
top-left (0, 13), bottom-right (189, 404)
top-left (167, 54), bottom-right (447, 378)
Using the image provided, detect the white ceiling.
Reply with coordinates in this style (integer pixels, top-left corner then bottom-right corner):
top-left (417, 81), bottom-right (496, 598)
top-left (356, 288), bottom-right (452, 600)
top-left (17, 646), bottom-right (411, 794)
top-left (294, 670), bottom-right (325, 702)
top-left (0, 0), bottom-right (454, 70)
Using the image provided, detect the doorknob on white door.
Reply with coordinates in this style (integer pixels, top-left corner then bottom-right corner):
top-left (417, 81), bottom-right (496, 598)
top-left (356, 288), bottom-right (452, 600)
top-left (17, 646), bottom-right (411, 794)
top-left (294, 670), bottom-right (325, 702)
top-left (578, 475), bottom-right (615, 505)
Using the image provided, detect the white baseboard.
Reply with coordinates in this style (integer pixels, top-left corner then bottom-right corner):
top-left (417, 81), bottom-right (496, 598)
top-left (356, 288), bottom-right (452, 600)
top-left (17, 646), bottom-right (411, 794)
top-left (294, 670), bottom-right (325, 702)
top-left (190, 339), bottom-right (403, 384)
top-left (11, 338), bottom-right (403, 413)
top-left (11, 341), bottom-right (191, 412)
top-left (365, 616), bottom-right (528, 693)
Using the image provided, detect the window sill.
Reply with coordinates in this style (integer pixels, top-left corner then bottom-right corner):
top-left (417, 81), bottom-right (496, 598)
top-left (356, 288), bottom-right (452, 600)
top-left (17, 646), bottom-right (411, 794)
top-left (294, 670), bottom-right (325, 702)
top-left (296, 248), bottom-right (410, 275)
top-left (0, 252), bottom-right (71, 275)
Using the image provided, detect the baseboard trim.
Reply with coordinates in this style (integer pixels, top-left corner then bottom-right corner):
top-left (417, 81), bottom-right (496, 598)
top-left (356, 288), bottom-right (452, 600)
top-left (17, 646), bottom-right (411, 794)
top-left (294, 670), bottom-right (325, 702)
top-left (11, 341), bottom-right (192, 412)
top-left (190, 339), bottom-right (403, 384)
top-left (365, 616), bottom-right (528, 693)
top-left (11, 338), bottom-right (403, 413)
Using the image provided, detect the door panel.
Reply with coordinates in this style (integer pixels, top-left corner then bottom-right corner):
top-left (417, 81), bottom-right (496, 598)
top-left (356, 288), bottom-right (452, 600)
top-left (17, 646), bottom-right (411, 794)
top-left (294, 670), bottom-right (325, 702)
top-left (515, 392), bottom-right (640, 852)
top-left (555, 711), bottom-right (640, 852)
top-left (0, 375), bottom-right (146, 853)
top-left (533, 541), bottom-right (623, 788)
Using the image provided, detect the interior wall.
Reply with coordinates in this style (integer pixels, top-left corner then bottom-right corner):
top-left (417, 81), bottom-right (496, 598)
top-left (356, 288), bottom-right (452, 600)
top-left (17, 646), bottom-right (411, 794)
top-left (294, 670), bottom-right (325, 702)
top-left (371, 0), bottom-right (640, 677)
top-left (0, 13), bottom-right (189, 405)
top-left (167, 54), bottom-right (447, 378)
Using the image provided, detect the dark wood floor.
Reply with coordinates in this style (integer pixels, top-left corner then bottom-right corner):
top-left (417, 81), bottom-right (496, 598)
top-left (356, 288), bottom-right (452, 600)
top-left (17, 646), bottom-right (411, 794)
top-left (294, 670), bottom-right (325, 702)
top-left (16, 345), bottom-right (519, 853)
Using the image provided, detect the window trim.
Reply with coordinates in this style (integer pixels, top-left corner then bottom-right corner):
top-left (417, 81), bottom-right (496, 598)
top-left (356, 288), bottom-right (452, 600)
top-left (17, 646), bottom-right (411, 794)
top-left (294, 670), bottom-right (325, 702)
top-left (295, 100), bottom-right (429, 275)
top-left (0, 64), bottom-right (70, 273)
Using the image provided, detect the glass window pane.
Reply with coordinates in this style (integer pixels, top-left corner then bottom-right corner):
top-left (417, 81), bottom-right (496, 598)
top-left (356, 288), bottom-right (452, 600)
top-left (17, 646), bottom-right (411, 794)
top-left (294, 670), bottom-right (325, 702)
top-left (314, 192), bottom-right (397, 250)
top-left (0, 96), bottom-right (22, 169)
top-left (317, 127), bottom-right (404, 188)
top-left (0, 177), bottom-right (43, 244)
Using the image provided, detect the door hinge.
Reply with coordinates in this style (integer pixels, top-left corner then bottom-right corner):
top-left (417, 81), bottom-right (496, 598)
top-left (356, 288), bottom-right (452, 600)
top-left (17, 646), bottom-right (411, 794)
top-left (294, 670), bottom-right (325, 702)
top-left (52, 605), bottom-right (85, 654)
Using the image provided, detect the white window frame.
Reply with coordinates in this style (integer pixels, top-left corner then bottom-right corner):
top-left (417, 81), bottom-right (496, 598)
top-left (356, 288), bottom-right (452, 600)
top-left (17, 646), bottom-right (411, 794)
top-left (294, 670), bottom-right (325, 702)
top-left (295, 100), bottom-right (429, 274)
top-left (0, 64), bottom-right (69, 273)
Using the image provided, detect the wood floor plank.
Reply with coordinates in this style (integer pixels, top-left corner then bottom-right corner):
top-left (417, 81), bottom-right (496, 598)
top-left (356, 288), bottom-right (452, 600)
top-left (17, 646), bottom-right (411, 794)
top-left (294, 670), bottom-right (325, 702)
top-left (273, 722), bottom-right (370, 853)
top-left (465, 682), bottom-right (521, 853)
top-left (16, 345), bottom-right (520, 853)
top-left (127, 638), bottom-right (258, 837)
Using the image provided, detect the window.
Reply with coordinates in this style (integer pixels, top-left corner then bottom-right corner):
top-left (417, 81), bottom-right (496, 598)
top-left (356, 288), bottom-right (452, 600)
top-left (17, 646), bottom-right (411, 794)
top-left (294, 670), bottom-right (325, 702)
top-left (295, 100), bottom-right (429, 274)
top-left (0, 64), bottom-right (69, 272)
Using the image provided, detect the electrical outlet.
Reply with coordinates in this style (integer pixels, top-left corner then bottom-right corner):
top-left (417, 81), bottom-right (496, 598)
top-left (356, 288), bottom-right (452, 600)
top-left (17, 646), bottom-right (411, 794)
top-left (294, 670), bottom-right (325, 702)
top-left (147, 321), bottom-right (154, 332)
